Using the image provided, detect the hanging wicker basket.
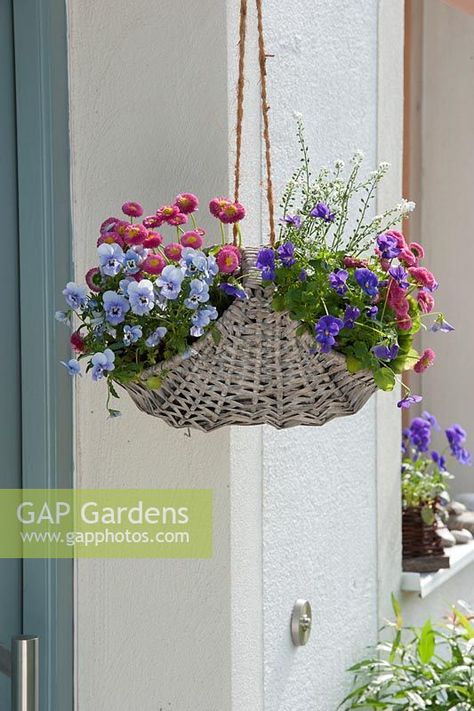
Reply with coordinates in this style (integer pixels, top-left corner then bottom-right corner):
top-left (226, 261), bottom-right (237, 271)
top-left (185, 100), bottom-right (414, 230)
top-left (121, 247), bottom-right (376, 431)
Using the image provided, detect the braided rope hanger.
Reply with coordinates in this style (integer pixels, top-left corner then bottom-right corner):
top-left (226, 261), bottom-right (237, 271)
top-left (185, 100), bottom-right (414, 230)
top-left (233, 0), bottom-right (276, 246)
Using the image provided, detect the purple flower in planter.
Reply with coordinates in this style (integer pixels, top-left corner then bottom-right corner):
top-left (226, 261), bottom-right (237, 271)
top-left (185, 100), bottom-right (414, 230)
top-left (277, 242), bottom-right (296, 267)
top-left (103, 290), bottom-right (130, 325)
top-left (389, 265), bottom-right (410, 289)
top-left (343, 305), bottom-right (360, 330)
top-left (98, 243), bottom-right (124, 277)
top-left (190, 306), bottom-right (218, 337)
top-left (367, 305), bottom-right (378, 320)
top-left (123, 324), bottom-right (142, 346)
top-left (408, 417), bottom-right (432, 452)
top-left (355, 268), bottom-right (379, 297)
top-left (430, 315), bottom-right (455, 333)
top-left (315, 315), bottom-right (344, 353)
top-left (423, 410), bottom-right (441, 431)
top-left (60, 358), bottom-right (81, 376)
top-left (91, 348), bottom-right (115, 381)
top-left (328, 269), bottom-right (349, 295)
top-left (281, 214), bottom-right (302, 229)
top-left (145, 326), bottom-right (168, 348)
top-left (63, 282), bottom-right (87, 310)
top-left (310, 202), bottom-right (335, 223)
top-left (155, 266), bottom-right (183, 301)
top-left (256, 248), bottom-right (276, 281)
top-left (431, 451), bottom-right (447, 471)
top-left (446, 425), bottom-right (472, 465)
top-left (372, 343), bottom-right (399, 361)
top-left (298, 269), bottom-right (308, 282)
top-left (397, 394), bottom-right (423, 409)
top-left (376, 232), bottom-right (401, 259)
top-left (219, 283), bottom-right (248, 300)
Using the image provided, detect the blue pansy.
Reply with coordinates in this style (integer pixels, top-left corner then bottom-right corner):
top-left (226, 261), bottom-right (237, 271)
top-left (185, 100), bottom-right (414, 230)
top-left (63, 282), bottom-right (87, 310)
top-left (103, 290), bottom-right (130, 325)
top-left (184, 279), bottom-right (210, 310)
top-left (122, 249), bottom-right (143, 275)
top-left (156, 266), bottom-right (184, 301)
top-left (190, 306), bottom-right (218, 337)
top-left (145, 326), bottom-right (168, 348)
top-left (219, 283), bottom-right (248, 300)
top-left (98, 243), bottom-right (124, 277)
top-left (355, 268), bottom-right (379, 297)
top-left (60, 358), bottom-right (81, 376)
top-left (128, 279), bottom-right (155, 314)
top-left (123, 324), bottom-right (142, 346)
top-left (91, 348), bottom-right (115, 381)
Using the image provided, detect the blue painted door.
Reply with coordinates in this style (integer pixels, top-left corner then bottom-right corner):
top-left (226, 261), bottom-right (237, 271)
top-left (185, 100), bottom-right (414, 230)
top-left (0, 0), bottom-right (22, 706)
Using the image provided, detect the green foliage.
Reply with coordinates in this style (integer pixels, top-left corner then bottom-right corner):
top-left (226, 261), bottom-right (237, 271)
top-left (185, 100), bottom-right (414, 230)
top-left (341, 605), bottom-right (474, 710)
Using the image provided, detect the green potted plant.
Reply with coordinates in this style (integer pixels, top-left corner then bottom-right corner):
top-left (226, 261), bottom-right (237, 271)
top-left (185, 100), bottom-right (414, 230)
top-left (341, 597), bottom-right (474, 710)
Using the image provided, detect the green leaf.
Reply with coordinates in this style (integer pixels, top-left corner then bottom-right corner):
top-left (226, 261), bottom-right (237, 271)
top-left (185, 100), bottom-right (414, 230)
top-left (421, 506), bottom-right (435, 525)
top-left (417, 620), bottom-right (435, 664)
top-left (145, 376), bottom-right (163, 391)
top-left (346, 355), bottom-right (363, 373)
top-left (373, 367), bottom-right (396, 392)
top-left (391, 594), bottom-right (403, 631)
top-left (210, 326), bottom-right (222, 345)
top-left (452, 608), bottom-right (474, 639)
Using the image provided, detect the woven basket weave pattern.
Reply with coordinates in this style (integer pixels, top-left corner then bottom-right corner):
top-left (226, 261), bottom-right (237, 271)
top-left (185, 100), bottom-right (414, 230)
top-left (122, 247), bottom-right (376, 431)
top-left (402, 505), bottom-right (445, 558)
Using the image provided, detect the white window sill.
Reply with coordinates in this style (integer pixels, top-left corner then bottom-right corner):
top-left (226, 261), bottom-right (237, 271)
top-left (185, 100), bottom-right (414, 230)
top-left (401, 540), bottom-right (474, 598)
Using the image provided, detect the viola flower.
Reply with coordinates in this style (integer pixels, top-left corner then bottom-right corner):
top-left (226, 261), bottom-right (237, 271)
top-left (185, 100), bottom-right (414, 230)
top-left (256, 248), bottom-right (276, 281)
top-left (328, 269), bottom-right (349, 295)
top-left (63, 282), bottom-right (87, 310)
top-left (127, 279), bottom-right (156, 314)
top-left (367, 305), bottom-right (378, 320)
top-left (204, 254), bottom-right (219, 284)
top-left (423, 410), bottom-right (441, 431)
top-left (155, 266), bottom-right (184, 300)
top-left (216, 247), bottom-right (240, 273)
top-left (123, 325), bottom-right (142, 346)
top-left (142, 253), bottom-right (166, 275)
top-left (103, 290), bottom-right (131, 325)
top-left (414, 348), bottom-right (436, 374)
top-left (180, 230), bottom-right (204, 249)
top-left (431, 315), bottom-right (455, 333)
top-left (182, 248), bottom-right (209, 277)
top-left (310, 202), bottom-right (335, 223)
top-left (417, 290), bottom-right (435, 314)
top-left (85, 267), bottom-right (102, 293)
top-left (60, 358), bottom-right (81, 376)
top-left (123, 223), bottom-right (148, 246)
top-left (343, 256), bottom-right (368, 269)
top-left (376, 232), bottom-right (401, 259)
top-left (184, 279), bottom-right (210, 309)
top-left (209, 197), bottom-right (231, 217)
top-left (91, 348), bottom-right (115, 381)
top-left (298, 269), bottom-right (308, 282)
top-left (190, 305), bottom-right (218, 337)
top-left (98, 243), bottom-right (124, 277)
top-left (143, 215), bottom-right (163, 229)
top-left (121, 201), bottom-right (143, 218)
top-left (343, 306), bottom-right (360, 330)
top-left (315, 315), bottom-right (344, 353)
top-left (446, 425), bottom-right (472, 465)
top-left (407, 417), bottom-right (432, 452)
top-left (156, 205), bottom-right (180, 223)
top-left (281, 214), bottom-right (302, 229)
top-left (70, 330), bottom-right (86, 353)
top-left (384, 230), bottom-right (407, 251)
top-left (97, 232), bottom-right (125, 248)
top-left (431, 451), bottom-right (446, 472)
top-left (145, 326), bottom-right (168, 348)
top-left (168, 212), bottom-right (188, 227)
top-left (277, 242), bottom-right (296, 267)
top-left (372, 343), bottom-right (399, 361)
top-left (216, 201), bottom-right (246, 224)
top-left (388, 265), bottom-right (409, 289)
top-left (123, 249), bottom-right (144, 275)
top-left (408, 266), bottom-right (438, 292)
top-left (397, 394), bottom-right (423, 409)
top-left (143, 232), bottom-right (163, 248)
top-left (164, 243), bottom-right (183, 261)
top-left (355, 268), bottom-right (379, 297)
top-left (175, 193), bottom-right (199, 214)
top-left (219, 283), bottom-right (248, 299)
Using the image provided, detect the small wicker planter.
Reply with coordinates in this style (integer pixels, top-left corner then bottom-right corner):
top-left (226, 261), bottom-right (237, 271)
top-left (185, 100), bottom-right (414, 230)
top-left (402, 504), bottom-right (445, 559)
top-left (121, 247), bottom-right (376, 431)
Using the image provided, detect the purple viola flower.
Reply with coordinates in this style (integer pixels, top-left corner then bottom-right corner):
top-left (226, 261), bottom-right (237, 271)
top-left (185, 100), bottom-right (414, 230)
top-left (122, 248), bottom-right (143, 276)
top-left (423, 411), bottom-right (441, 431)
top-left (343, 305), bottom-right (360, 330)
top-left (397, 394), bottom-right (423, 409)
top-left (156, 266), bottom-right (184, 301)
top-left (310, 202), bottom-right (335, 223)
top-left (277, 242), bottom-right (296, 267)
top-left (219, 283), bottom-right (248, 300)
top-left (281, 214), bottom-right (302, 229)
top-left (408, 417), bottom-right (432, 452)
top-left (102, 290), bottom-right (130, 325)
top-left (328, 269), bottom-right (349, 295)
top-left (98, 243), bottom-right (124, 277)
top-left (367, 305), bottom-right (378, 320)
top-left (315, 315), bottom-right (344, 353)
top-left (446, 425), bottom-right (472, 465)
top-left (63, 282), bottom-right (87, 310)
top-left (256, 248), bottom-right (276, 281)
top-left (123, 324), bottom-right (142, 346)
top-left (355, 268), bottom-right (379, 297)
top-left (376, 232), bottom-right (401, 260)
top-left (91, 348), bottom-right (115, 381)
top-left (372, 343), bottom-right (399, 361)
top-left (190, 305), bottom-right (218, 337)
top-left (431, 451), bottom-right (446, 472)
top-left (298, 269), bottom-right (308, 282)
top-left (389, 265), bottom-right (410, 289)
top-left (128, 279), bottom-right (155, 314)
top-left (145, 326), bottom-right (168, 348)
top-left (184, 279), bottom-right (210, 310)
top-left (60, 358), bottom-right (81, 376)
top-left (430, 315), bottom-right (455, 333)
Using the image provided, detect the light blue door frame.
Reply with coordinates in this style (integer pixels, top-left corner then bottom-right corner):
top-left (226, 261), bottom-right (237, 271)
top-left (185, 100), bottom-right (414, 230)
top-left (1, 0), bottom-right (74, 708)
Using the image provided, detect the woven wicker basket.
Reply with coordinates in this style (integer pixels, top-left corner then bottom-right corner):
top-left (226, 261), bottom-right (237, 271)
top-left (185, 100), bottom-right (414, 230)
top-left (402, 504), bottom-right (445, 558)
top-left (121, 247), bottom-right (376, 431)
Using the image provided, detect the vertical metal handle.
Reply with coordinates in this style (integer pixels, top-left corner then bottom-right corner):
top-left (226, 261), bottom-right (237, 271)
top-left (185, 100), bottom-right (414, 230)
top-left (11, 636), bottom-right (39, 711)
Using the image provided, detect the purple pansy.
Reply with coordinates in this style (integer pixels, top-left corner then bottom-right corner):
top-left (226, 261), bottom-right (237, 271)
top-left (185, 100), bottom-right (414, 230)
top-left (389, 265), bottom-right (410, 289)
top-left (355, 268), bottom-right (379, 297)
top-left (423, 410), bottom-right (441, 431)
top-left (376, 232), bottom-right (401, 259)
top-left (91, 348), bottom-right (115, 381)
top-left (281, 214), bottom-right (302, 229)
top-left (328, 269), bottom-right (349, 295)
top-left (343, 306), bottom-right (360, 330)
top-left (298, 269), bottom-right (308, 282)
top-left (277, 242), bottom-right (296, 267)
top-left (431, 451), bottom-right (447, 472)
top-left (310, 202), bottom-right (335, 223)
top-left (256, 248), bottom-right (276, 281)
top-left (315, 315), bottom-right (344, 353)
top-left (431, 315), bottom-right (455, 333)
top-left (127, 279), bottom-right (155, 314)
top-left (367, 305), bottom-right (378, 320)
top-left (407, 417), bottom-right (432, 453)
top-left (397, 394), bottom-right (423, 409)
top-left (372, 343), bottom-right (399, 361)
top-left (219, 283), bottom-right (248, 300)
top-left (102, 290), bottom-right (130, 325)
top-left (446, 425), bottom-right (472, 465)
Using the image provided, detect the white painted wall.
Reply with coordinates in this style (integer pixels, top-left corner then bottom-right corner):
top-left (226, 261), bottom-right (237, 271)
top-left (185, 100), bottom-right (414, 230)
top-left (68, 1), bottom-right (404, 709)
